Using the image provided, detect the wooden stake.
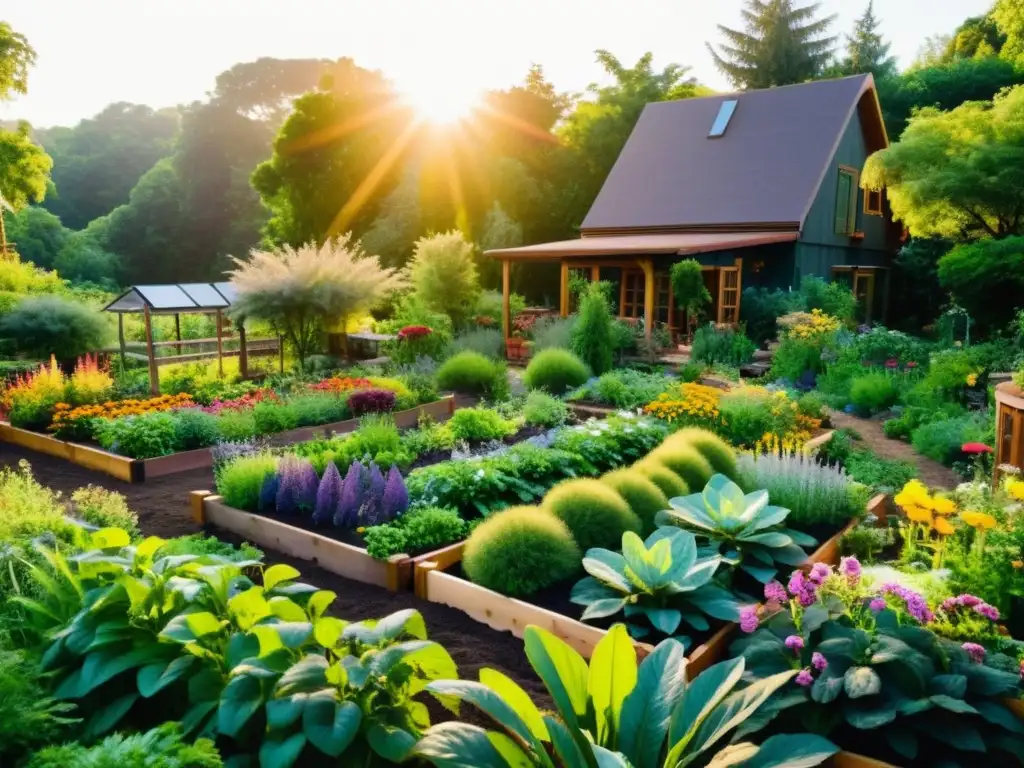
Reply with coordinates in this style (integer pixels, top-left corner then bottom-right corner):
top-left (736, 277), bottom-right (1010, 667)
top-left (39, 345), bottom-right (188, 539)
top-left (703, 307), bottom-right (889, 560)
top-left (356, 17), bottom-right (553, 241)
top-left (238, 321), bottom-right (248, 379)
top-left (559, 260), bottom-right (570, 317)
top-left (215, 310), bottom-right (224, 379)
top-left (143, 305), bottom-right (159, 395)
top-left (174, 313), bottom-right (182, 354)
top-left (501, 259), bottom-right (512, 340)
top-left (117, 313), bottom-right (126, 366)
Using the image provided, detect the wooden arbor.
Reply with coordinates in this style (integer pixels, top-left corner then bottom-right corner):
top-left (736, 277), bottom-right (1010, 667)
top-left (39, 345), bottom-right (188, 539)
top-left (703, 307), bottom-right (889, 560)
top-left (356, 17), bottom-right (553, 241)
top-left (103, 283), bottom-right (280, 395)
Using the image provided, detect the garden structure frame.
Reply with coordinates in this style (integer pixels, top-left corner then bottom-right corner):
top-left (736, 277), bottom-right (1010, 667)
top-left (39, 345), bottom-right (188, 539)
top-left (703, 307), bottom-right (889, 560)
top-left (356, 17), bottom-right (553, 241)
top-left (103, 282), bottom-right (282, 395)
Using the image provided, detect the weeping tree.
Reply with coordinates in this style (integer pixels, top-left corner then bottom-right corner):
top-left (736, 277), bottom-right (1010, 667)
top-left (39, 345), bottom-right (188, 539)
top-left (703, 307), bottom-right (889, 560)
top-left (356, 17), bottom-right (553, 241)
top-left (228, 235), bottom-right (407, 368)
top-left (670, 259), bottom-right (712, 340)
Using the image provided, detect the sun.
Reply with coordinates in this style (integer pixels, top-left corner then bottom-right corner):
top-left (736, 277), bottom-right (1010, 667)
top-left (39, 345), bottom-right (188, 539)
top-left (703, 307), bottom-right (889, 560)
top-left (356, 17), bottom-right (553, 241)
top-left (401, 79), bottom-right (482, 125)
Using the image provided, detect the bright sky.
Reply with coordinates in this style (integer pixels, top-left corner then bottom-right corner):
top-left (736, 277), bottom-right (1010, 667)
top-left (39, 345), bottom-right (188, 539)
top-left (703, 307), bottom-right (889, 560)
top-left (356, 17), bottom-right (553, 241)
top-left (1, 0), bottom-right (994, 128)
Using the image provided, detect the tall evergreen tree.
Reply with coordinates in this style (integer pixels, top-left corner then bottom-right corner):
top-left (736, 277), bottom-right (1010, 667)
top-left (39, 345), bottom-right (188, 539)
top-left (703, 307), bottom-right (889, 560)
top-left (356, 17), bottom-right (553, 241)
top-left (708, 0), bottom-right (837, 89)
top-left (841, 2), bottom-right (898, 79)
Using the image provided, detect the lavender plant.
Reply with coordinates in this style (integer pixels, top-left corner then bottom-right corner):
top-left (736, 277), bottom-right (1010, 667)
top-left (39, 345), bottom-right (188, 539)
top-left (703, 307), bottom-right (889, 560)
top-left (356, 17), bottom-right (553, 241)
top-left (258, 473), bottom-right (279, 513)
top-left (381, 465), bottom-right (409, 520)
top-left (275, 456), bottom-right (318, 516)
top-left (313, 462), bottom-right (343, 525)
top-left (363, 462), bottom-right (387, 524)
top-left (335, 461), bottom-right (363, 528)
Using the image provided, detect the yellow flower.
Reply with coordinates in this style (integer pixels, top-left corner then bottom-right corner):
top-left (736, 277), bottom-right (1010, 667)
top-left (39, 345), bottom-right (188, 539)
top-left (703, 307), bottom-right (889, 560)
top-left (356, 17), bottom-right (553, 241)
top-left (904, 504), bottom-right (933, 525)
top-left (930, 496), bottom-right (957, 516)
top-left (966, 373), bottom-right (978, 387)
top-left (1007, 479), bottom-right (1024, 501)
top-left (960, 511), bottom-right (997, 530)
top-left (1013, 560), bottom-right (1024, 570)
top-left (932, 517), bottom-right (955, 536)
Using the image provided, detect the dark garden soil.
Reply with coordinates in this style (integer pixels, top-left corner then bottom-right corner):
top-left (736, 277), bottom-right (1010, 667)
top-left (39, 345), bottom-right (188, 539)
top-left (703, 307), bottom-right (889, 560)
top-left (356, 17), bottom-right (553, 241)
top-left (828, 410), bottom-right (958, 490)
top-left (0, 440), bottom-right (552, 708)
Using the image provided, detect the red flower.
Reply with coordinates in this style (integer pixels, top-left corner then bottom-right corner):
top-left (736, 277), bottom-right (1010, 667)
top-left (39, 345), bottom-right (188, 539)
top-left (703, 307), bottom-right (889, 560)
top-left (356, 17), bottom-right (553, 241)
top-left (906, 361), bottom-right (918, 369)
top-left (885, 358), bottom-right (899, 369)
top-left (397, 325), bottom-right (432, 340)
top-left (962, 443), bottom-right (993, 455)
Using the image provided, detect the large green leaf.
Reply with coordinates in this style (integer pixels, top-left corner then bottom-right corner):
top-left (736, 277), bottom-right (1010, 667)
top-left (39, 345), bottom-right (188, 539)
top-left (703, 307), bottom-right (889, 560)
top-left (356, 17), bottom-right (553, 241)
top-left (687, 584), bottom-right (741, 621)
top-left (619, 638), bottom-right (688, 768)
top-left (746, 506), bottom-right (790, 532)
top-left (61, 644), bottom-right (169, 699)
top-left (314, 616), bottom-right (346, 648)
top-left (267, 693), bottom-right (307, 730)
top-left (480, 668), bottom-right (550, 742)
top-left (413, 722), bottom-right (508, 768)
top-left (572, 577), bottom-right (623, 606)
top-left (667, 657), bottom-right (744, 756)
top-left (302, 694), bottom-right (361, 757)
top-left (644, 607), bottom-right (683, 635)
top-left (137, 655), bottom-right (197, 697)
top-left (218, 673), bottom-right (265, 737)
top-left (229, 587), bottom-right (273, 631)
top-left (929, 694), bottom-right (978, 714)
top-left (703, 742), bottom-right (760, 768)
top-left (259, 733), bottom-right (306, 768)
top-left (264, 564), bottom-right (301, 591)
top-left (674, 557), bottom-right (720, 591)
top-left (843, 667), bottom-right (881, 699)
top-left (771, 545), bottom-right (810, 567)
top-left (589, 624), bottom-right (637, 744)
top-left (82, 691), bottom-right (138, 740)
top-left (306, 590), bottom-right (336, 620)
top-left (523, 626), bottom-right (590, 730)
top-left (843, 702), bottom-right (896, 729)
top-left (581, 598), bottom-right (628, 622)
top-left (187, 611), bottom-right (225, 638)
top-left (581, 551), bottom-right (632, 593)
top-left (648, 527), bottom-right (697, 580)
top-left (428, 680), bottom-right (545, 756)
top-left (269, 596), bottom-right (308, 623)
top-left (367, 723), bottom-right (419, 763)
top-left (545, 715), bottom-right (594, 768)
top-left (740, 733), bottom-right (838, 768)
top-left (929, 674), bottom-right (967, 699)
top-left (275, 654), bottom-right (329, 695)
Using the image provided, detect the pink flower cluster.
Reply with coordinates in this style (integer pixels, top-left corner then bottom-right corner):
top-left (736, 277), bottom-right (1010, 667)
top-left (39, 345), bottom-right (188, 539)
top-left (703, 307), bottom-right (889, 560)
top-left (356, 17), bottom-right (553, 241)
top-left (788, 569), bottom-right (819, 607)
top-left (878, 583), bottom-right (934, 624)
top-left (397, 325), bottom-right (432, 341)
top-left (939, 594), bottom-right (1000, 622)
top-left (961, 642), bottom-right (986, 664)
top-left (202, 388), bottom-right (278, 414)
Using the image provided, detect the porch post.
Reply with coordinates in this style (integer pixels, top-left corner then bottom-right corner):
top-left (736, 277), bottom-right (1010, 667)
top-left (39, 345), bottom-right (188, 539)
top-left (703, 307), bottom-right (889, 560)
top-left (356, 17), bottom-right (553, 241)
top-left (238, 321), bottom-right (248, 378)
top-left (559, 260), bottom-right (569, 317)
top-left (641, 258), bottom-right (655, 345)
top-left (117, 313), bottom-right (126, 367)
top-left (501, 258), bottom-right (512, 340)
top-left (143, 305), bottom-right (159, 395)
top-left (216, 310), bottom-right (224, 378)
top-left (590, 265), bottom-right (600, 283)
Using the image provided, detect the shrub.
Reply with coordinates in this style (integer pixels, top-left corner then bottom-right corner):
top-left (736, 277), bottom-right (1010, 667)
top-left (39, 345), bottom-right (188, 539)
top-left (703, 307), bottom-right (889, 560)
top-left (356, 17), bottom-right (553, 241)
top-left (436, 350), bottom-right (507, 398)
top-left (799, 275), bottom-right (857, 323)
top-left (533, 315), bottom-right (575, 350)
top-left (633, 460), bottom-right (690, 498)
top-left (0, 649), bottom-right (75, 762)
top-left (665, 428), bottom-right (739, 481)
top-left (849, 371), bottom-right (899, 414)
top-left (911, 410), bottom-right (993, 466)
top-left (523, 347), bottom-right (590, 395)
top-left (70, 486), bottom-right (140, 536)
top-left (448, 407), bottom-right (517, 442)
top-left (583, 369), bottom-right (676, 409)
top-left (670, 258), bottom-right (712, 323)
top-left (94, 411), bottom-right (178, 459)
top-left (364, 506), bottom-right (467, 560)
top-left (408, 231), bottom-right (480, 328)
top-left (600, 469), bottom-right (670, 535)
top-left (3, 358), bottom-right (67, 430)
top-left (0, 295), bottom-right (107, 360)
top-left (155, 533), bottom-right (262, 562)
top-left (717, 387), bottom-right (798, 449)
top-left (170, 408), bottom-right (221, 450)
top-left (347, 388), bottom-right (397, 416)
top-left (690, 324), bottom-right (756, 367)
top-left (447, 327), bottom-right (504, 359)
top-left (522, 390), bottom-right (569, 427)
top-left (462, 506), bottom-right (581, 596)
top-left (214, 407), bottom-right (257, 442)
top-left (647, 443), bottom-right (714, 492)
top-left (542, 478), bottom-right (641, 551)
top-left (216, 452), bottom-right (279, 511)
top-left (24, 723), bottom-right (222, 768)
top-left (287, 391), bottom-right (350, 427)
top-left (571, 282), bottom-right (614, 375)
top-left (796, 390), bottom-right (827, 420)
top-left (740, 286), bottom-right (802, 345)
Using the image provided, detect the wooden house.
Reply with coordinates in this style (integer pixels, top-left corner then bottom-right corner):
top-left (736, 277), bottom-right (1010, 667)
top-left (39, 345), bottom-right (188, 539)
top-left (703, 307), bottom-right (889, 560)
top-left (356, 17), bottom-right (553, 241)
top-left (487, 74), bottom-right (899, 343)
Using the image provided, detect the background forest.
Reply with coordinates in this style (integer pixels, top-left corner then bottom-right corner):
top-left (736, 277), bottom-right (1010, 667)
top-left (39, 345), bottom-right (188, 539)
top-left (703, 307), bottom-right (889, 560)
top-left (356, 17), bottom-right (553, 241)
top-left (2, 0), bottom-right (1024, 330)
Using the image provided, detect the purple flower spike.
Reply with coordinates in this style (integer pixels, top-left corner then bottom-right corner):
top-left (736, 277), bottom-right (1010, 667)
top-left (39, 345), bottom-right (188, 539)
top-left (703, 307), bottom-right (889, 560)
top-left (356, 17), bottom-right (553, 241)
top-left (739, 606), bottom-right (759, 633)
top-left (795, 669), bottom-right (814, 687)
top-left (381, 465), bottom-right (409, 521)
top-left (361, 462), bottom-right (387, 525)
top-left (962, 642), bottom-right (986, 664)
top-left (812, 652), bottom-right (828, 671)
top-left (839, 556), bottom-right (862, 582)
top-left (764, 580), bottom-right (787, 604)
top-left (879, 583), bottom-right (934, 624)
top-left (275, 457), bottom-right (302, 516)
top-left (809, 563), bottom-right (831, 584)
top-left (313, 462), bottom-right (343, 525)
top-left (869, 598), bottom-right (886, 613)
top-left (785, 635), bottom-right (805, 654)
top-left (295, 460), bottom-right (319, 514)
top-left (258, 472), bottom-right (280, 513)
top-left (335, 461), bottom-right (364, 528)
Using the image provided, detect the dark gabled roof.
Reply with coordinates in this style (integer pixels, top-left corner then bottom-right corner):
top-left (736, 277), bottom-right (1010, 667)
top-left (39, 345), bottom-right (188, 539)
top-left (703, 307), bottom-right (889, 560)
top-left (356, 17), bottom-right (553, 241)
top-left (103, 283), bottom-right (237, 314)
top-left (580, 74), bottom-right (887, 235)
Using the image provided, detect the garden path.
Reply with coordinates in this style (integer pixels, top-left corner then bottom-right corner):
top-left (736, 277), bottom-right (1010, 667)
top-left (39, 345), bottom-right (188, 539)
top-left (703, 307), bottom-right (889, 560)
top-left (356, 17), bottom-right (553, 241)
top-left (827, 410), bottom-right (958, 490)
top-left (0, 441), bottom-right (551, 705)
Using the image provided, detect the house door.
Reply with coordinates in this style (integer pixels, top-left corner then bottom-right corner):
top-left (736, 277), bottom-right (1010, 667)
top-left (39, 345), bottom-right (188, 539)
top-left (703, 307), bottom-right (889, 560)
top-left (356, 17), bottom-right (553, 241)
top-left (853, 272), bottom-right (875, 324)
top-left (717, 266), bottom-right (741, 325)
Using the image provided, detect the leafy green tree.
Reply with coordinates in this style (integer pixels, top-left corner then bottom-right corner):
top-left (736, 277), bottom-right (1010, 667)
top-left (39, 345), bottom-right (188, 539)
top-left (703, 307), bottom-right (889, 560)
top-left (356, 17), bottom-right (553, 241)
top-left (37, 103), bottom-right (179, 229)
top-left (670, 259), bottom-right (712, 335)
top-left (212, 56), bottom-right (329, 124)
top-left (837, 1), bottom-right (897, 79)
top-left (890, 237), bottom-right (952, 330)
top-left (938, 236), bottom-right (1024, 331)
top-left (0, 122), bottom-right (52, 211)
top-left (0, 22), bottom-right (34, 101)
top-left (2, 206), bottom-right (68, 269)
top-left (877, 56), bottom-right (1024, 138)
top-left (863, 85), bottom-right (1024, 239)
top-left (993, 0), bottom-right (1024, 63)
top-left (408, 231), bottom-right (480, 329)
top-left (252, 58), bottom-right (412, 246)
top-left (947, 14), bottom-right (1007, 60)
top-left (53, 231), bottom-right (120, 288)
top-left (708, 0), bottom-right (837, 89)
top-left (572, 281), bottom-right (615, 375)
top-left (358, 169), bottom-right (421, 268)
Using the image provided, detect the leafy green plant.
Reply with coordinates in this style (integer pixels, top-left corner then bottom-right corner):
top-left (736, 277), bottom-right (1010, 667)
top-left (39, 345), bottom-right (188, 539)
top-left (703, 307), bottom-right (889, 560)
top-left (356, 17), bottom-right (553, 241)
top-left (550, 414), bottom-right (670, 475)
top-left (524, 347), bottom-right (590, 395)
top-left (436, 350), bottom-right (508, 398)
top-left (799, 276), bottom-right (856, 323)
top-left (662, 428), bottom-right (739, 481)
top-left (70, 485), bottom-right (140, 537)
top-left (911, 409), bottom-right (994, 466)
top-left (542, 478), bottom-right (642, 552)
top-left (154, 534), bottom-right (263, 562)
top-left (169, 408), bottom-right (221, 450)
top-left (600, 469), bottom-right (670, 535)
top-left (740, 286), bottom-right (803, 345)
top-left (522, 390), bottom-right (569, 427)
top-left (837, 522), bottom-right (889, 562)
top-left (94, 411), bottom-right (178, 459)
top-left (448, 407), bottom-right (517, 442)
top-left (24, 722), bottom-right (222, 768)
top-left (463, 506), bottom-right (581, 597)
top-left (571, 282), bottom-right (614, 376)
top-left (690, 324), bottom-right (756, 367)
top-left (0, 649), bottom-right (77, 763)
top-left (415, 623), bottom-right (836, 768)
top-left (633, 460), bottom-right (689, 499)
top-left (216, 451), bottom-right (279, 511)
top-left (572, 368), bottom-right (676, 409)
top-left (571, 527), bottom-right (742, 642)
top-left (364, 506), bottom-right (467, 560)
top-left (0, 295), bottom-right (108, 360)
top-left (670, 258), bottom-right (712, 325)
top-left (213, 407), bottom-right (258, 442)
top-left (657, 475), bottom-right (815, 583)
top-left (849, 371), bottom-right (899, 414)
top-left (532, 315), bottom-right (575, 351)
top-left (447, 326), bottom-right (504, 359)
top-left (646, 442), bottom-right (714, 493)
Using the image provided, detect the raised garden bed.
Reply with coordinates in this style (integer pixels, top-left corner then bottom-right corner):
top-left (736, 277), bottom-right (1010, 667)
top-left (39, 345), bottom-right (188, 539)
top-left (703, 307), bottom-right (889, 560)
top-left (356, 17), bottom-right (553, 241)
top-left (0, 395), bottom-right (456, 483)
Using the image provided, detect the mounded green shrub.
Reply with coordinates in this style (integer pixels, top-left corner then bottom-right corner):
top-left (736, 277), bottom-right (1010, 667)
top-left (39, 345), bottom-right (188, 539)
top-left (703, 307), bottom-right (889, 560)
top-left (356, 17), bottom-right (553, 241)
top-left (647, 443), bottom-right (714, 492)
top-left (523, 347), bottom-right (590, 395)
top-left (216, 452), bottom-right (280, 511)
top-left (633, 461), bottom-right (690, 499)
top-left (462, 506), bottom-right (581, 597)
top-left (436, 350), bottom-right (507, 398)
top-left (542, 478), bottom-right (641, 551)
top-left (663, 428), bottom-right (739, 481)
top-left (600, 469), bottom-right (670, 535)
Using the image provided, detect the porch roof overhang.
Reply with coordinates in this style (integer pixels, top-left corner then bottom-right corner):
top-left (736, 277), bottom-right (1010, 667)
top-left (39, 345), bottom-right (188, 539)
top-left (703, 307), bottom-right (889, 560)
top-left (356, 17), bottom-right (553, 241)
top-left (485, 230), bottom-right (799, 261)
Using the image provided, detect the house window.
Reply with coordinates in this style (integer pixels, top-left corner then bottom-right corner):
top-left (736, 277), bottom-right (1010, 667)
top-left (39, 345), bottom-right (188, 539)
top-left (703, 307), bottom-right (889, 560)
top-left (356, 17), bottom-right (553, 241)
top-left (708, 99), bottom-right (738, 138)
top-left (621, 270), bottom-right (646, 318)
top-left (655, 272), bottom-right (672, 325)
top-left (864, 188), bottom-right (883, 216)
top-left (835, 167), bottom-right (860, 235)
